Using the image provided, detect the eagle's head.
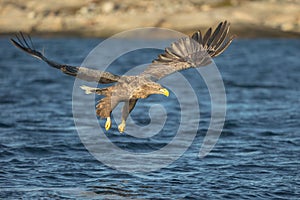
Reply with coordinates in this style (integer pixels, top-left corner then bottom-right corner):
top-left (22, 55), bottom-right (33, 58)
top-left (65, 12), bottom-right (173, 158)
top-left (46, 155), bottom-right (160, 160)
top-left (139, 82), bottom-right (169, 98)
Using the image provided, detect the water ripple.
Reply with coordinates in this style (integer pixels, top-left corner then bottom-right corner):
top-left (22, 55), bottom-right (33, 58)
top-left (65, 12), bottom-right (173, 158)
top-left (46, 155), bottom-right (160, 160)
top-left (0, 37), bottom-right (299, 199)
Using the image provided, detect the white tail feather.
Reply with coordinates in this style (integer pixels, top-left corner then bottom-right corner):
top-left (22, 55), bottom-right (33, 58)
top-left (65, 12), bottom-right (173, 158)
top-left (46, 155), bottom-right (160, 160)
top-left (80, 85), bottom-right (96, 94)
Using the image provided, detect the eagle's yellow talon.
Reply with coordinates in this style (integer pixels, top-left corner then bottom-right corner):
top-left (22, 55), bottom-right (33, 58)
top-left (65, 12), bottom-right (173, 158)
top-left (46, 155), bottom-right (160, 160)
top-left (118, 120), bottom-right (126, 133)
top-left (105, 117), bottom-right (111, 131)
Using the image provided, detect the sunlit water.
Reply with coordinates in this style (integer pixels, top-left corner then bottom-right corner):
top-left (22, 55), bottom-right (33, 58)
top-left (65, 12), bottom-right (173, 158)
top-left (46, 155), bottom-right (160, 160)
top-left (0, 37), bottom-right (299, 199)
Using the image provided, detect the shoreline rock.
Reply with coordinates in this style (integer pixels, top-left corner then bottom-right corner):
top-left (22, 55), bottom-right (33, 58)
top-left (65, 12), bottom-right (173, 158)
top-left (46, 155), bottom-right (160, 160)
top-left (1, 0), bottom-right (299, 38)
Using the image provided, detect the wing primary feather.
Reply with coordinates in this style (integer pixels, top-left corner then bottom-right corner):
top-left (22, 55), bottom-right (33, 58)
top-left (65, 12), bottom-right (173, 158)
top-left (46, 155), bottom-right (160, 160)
top-left (16, 34), bottom-right (25, 47)
top-left (158, 54), bottom-right (173, 62)
top-left (198, 31), bottom-right (203, 44)
top-left (172, 40), bottom-right (186, 57)
top-left (184, 37), bottom-right (193, 54)
top-left (212, 35), bottom-right (235, 57)
top-left (210, 21), bottom-right (227, 49)
top-left (163, 51), bottom-right (177, 59)
top-left (207, 21), bottom-right (223, 47)
top-left (213, 26), bottom-right (231, 55)
top-left (192, 31), bottom-right (200, 42)
top-left (165, 47), bottom-right (181, 59)
top-left (192, 31), bottom-right (203, 44)
top-left (209, 23), bottom-right (227, 51)
top-left (20, 32), bottom-right (30, 49)
top-left (202, 28), bottom-right (212, 48)
top-left (214, 22), bottom-right (230, 51)
top-left (28, 34), bottom-right (35, 50)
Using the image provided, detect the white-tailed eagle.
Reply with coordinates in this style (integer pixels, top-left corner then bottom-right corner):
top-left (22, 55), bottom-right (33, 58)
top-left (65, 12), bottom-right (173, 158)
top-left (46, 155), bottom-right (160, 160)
top-left (11, 21), bottom-right (234, 133)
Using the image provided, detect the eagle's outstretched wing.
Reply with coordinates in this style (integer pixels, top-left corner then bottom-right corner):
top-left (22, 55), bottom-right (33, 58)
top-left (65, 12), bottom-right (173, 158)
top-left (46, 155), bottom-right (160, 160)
top-left (141, 21), bottom-right (234, 80)
top-left (10, 33), bottom-right (120, 84)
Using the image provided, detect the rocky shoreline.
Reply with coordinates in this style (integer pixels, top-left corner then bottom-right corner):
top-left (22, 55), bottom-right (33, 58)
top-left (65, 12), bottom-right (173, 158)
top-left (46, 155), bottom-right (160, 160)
top-left (1, 0), bottom-right (300, 38)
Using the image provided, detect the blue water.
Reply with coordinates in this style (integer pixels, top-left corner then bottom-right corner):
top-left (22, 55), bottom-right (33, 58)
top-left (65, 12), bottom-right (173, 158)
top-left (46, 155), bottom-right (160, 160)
top-left (0, 37), bottom-right (299, 199)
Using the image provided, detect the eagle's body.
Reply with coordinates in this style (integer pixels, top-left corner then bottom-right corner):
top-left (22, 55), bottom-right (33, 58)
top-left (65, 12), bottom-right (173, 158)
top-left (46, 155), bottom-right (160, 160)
top-left (11, 21), bottom-right (234, 133)
top-left (112, 75), bottom-right (160, 99)
top-left (80, 74), bottom-right (169, 131)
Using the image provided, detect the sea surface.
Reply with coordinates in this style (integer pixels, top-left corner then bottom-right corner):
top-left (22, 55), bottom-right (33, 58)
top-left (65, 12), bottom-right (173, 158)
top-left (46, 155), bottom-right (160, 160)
top-left (0, 36), bottom-right (299, 199)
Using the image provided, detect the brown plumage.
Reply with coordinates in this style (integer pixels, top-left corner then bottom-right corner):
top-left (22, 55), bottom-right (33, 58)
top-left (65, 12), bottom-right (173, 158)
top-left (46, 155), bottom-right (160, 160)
top-left (10, 21), bottom-right (234, 133)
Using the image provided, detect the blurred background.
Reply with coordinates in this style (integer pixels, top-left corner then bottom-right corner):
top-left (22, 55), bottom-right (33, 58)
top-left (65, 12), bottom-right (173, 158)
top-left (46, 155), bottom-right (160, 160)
top-left (1, 0), bottom-right (300, 37)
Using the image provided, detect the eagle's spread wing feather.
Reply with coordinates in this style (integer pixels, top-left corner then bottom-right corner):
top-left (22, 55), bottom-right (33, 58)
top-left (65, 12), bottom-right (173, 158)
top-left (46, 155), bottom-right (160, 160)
top-left (10, 33), bottom-right (120, 84)
top-left (142, 21), bottom-right (234, 80)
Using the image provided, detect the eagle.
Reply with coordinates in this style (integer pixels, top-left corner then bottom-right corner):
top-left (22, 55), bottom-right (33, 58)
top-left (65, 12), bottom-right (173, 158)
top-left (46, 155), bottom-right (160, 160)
top-left (11, 21), bottom-right (234, 133)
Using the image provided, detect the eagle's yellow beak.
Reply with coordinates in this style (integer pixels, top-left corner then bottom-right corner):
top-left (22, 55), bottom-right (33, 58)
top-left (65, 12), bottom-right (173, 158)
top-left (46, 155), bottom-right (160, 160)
top-left (159, 88), bottom-right (169, 97)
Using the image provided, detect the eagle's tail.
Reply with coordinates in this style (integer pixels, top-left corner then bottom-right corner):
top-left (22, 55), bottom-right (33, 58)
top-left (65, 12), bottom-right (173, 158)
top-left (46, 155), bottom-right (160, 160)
top-left (80, 85), bottom-right (109, 95)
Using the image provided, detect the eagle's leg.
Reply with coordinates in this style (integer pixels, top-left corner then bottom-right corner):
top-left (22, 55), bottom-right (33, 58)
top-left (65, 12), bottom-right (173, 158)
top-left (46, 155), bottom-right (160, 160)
top-left (105, 117), bottom-right (112, 131)
top-left (100, 97), bottom-right (119, 131)
top-left (118, 120), bottom-right (126, 133)
top-left (118, 99), bottom-right (137, 133)
top-left (118, 103), bottom-right (128, 133)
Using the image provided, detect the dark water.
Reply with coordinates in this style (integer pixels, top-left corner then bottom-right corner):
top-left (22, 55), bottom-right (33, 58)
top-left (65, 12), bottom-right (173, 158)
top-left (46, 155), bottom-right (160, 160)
top-left (0, 37), bottom-right (299, 199)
